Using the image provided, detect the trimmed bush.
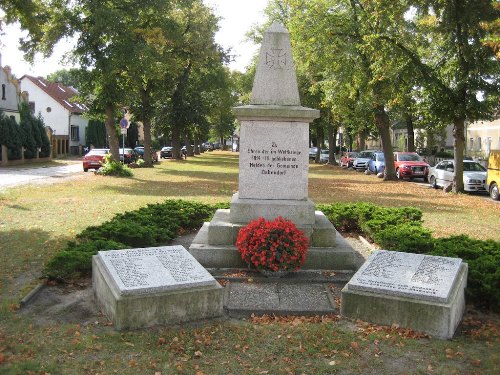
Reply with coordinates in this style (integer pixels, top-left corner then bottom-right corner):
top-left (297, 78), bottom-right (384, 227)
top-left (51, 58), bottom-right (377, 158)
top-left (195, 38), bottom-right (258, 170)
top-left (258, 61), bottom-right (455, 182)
top-left (373, 223), bottom-right (435, 254)
top-left (44, 240), bottom-right (126, 281)
top-left (44, 200), bottom-right (223, 281)
top-left (432, 236), bottom-right (500, 310)
top-left (97, 154), bottom-right (133, 177)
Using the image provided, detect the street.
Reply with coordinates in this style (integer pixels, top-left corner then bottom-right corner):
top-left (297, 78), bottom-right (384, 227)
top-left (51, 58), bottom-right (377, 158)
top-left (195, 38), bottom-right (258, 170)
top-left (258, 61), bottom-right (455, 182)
top-left (0, 163), bottom-right (83, 190)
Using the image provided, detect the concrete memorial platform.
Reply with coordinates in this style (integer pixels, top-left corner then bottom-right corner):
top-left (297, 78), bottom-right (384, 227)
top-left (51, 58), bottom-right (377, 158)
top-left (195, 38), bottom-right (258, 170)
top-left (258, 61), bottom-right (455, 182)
top-left (92, 246), bottom-right (223, 330)
top-left (341, 250), bottom-right (468, 339)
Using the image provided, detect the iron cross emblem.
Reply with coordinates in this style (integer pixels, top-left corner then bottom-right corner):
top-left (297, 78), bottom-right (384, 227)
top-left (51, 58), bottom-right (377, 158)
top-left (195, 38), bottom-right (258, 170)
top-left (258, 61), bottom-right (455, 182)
top-left (266, 49), bottom-right (287, 69)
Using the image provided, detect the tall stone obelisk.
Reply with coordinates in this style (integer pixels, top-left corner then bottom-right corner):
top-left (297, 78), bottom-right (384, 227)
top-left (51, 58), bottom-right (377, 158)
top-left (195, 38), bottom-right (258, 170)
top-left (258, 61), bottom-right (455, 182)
top-left (190, 23), bottom-right (363, 272)
top-left (230, 22), bottom-right (319, 224)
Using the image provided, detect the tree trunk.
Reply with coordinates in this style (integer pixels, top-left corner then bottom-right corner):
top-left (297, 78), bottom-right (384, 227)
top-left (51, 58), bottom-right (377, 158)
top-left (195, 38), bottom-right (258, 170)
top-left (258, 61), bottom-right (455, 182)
top-left (141, 87), bottom-right (153, 167)
top-left (452, 117), bottom-right (465, 193)
top-left (185, 135), bottom-right (194, 157)
top-left (171, 126), bottom-right (181, 160)
top-left (142, 117), bottom-right (153, 167)
top-left (405, 113), bottom-right (415, 152)
top-left (357, 131), bottom-right (366, 151)
top-left (327, 124), bottom-right (338, 165)
top-left (374, 104), bottom-right (396, 180)
top-left (105, 104), bottom-right (119, 160)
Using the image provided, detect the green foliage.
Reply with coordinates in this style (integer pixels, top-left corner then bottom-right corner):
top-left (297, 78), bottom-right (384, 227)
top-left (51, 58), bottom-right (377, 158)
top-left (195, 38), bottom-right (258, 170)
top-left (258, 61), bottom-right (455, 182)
top-left (320, 202), bottom-right (499, 310)
top-left (97, 154), bottom-right (133, 177)
top-left (44, 200), bottom-right (223, 281)
top-left (85, 119), bottom-right (107, 148)
top-left (432, 236), bottom-right (500, 310)
top-left (37, 115), bottom-right (51, 157)
top-left (373, 223), bottom-right (435, 254)
top-left (44, 240), bottom-right (126, 281)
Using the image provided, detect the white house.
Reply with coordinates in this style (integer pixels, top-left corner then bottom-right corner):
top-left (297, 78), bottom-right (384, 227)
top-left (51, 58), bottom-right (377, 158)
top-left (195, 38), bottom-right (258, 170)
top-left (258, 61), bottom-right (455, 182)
top-left (0, 53), bottom-right (26, 123)
top-left (20, 75), bottom-right (88, 156)
top-left (467, 116), bottom-right (500, 158)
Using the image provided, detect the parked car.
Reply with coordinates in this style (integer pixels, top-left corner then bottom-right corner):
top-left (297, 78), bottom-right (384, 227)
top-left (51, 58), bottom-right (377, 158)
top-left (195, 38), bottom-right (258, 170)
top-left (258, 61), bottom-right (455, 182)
top-left (82, 148), bottom-right (109, 172)
top-left (319, 149), bottom-right (330, 163)
top-left (134, 146), bottom-right (158, 162)
top-left (429, 160), bottom-right (487, 192)
top-left (160, 146), bottom-right (173, 159)
top-left (486, 150), bottom-right (500, 200)
top-left (309, 147), bottom-right (319, 161)
top-left (202, 142), bottom-right (214, 151)
top-left (119, 148), bottom-right (138, 164)
top-left (393, 152), bottom-right (429, 181)
top-left (340, 151), bottom-right (359, 168)
top-left (368, 152), bottom-right (385, 174)
top-left (353, 150), bottom-right (379, 171)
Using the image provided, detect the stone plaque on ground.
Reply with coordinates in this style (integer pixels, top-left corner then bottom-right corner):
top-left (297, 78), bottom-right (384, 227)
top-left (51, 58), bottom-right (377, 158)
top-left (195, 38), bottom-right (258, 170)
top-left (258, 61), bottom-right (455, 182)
top-left (348, 250), bottom-right (462, 303)
top-left (98, 246), bottom-right (216, 296)
top-left (93, 246), bottom-right (223, 330)
top-left (341, 250), bottom-right (468, 339)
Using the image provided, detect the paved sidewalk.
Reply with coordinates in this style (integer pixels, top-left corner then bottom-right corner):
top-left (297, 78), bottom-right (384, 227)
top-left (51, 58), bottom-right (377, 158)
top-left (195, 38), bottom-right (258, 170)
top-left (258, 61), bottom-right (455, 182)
top-left (0, 163), bottom-right (83, 190)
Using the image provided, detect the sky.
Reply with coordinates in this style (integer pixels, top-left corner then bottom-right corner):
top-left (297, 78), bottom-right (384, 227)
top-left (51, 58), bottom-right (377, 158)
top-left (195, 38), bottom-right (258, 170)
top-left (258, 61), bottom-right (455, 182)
top-left (0, 0), bottom-right (269, 78)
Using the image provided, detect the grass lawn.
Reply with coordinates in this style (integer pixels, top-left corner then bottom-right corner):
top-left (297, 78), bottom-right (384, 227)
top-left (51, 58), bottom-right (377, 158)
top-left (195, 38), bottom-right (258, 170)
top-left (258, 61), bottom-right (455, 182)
top-left (1, 151), bottom-right (499, 374)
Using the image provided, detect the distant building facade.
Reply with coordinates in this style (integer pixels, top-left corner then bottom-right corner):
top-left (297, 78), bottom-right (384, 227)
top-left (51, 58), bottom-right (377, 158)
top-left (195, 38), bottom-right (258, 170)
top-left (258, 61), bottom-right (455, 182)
top-left (467, 116), bottom-right (500, 158)
top-left (20, 75), bottom-right (88, 156)
top-left (0, 53), bottom-right (26, 123)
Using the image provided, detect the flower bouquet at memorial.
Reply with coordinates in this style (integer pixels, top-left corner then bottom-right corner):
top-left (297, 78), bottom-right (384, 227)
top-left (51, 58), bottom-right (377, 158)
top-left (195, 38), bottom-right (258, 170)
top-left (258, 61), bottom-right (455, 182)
top-left (236, 216), bottom-right (309, 276)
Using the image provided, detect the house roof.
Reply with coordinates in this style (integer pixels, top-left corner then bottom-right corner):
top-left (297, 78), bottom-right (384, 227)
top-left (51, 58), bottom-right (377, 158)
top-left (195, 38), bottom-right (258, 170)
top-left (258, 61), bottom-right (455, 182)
top-left (20, 75), bottom-right (88, 114)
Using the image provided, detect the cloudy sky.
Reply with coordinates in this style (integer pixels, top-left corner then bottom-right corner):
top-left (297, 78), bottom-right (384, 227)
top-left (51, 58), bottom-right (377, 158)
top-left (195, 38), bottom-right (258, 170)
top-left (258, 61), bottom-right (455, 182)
top-left (0, 0), bottom-right (269, 77)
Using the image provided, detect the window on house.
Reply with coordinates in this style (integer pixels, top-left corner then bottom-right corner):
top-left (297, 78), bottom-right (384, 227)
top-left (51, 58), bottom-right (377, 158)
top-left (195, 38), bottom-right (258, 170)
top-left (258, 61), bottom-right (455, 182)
top-left (477, 137), bottom-right (481, 151)
top-left (70, 125), bottom-right (79, 141)
top-left (29, 102), bottom-right (35, 114)
top-left (469, 138), bottom-right (474, 150)
top-left (1, 84), bottom-right (5, 100)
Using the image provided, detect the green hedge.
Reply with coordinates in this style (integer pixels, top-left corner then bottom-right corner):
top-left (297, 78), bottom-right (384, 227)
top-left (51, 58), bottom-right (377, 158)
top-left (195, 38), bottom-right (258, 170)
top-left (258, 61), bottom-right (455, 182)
top-left (320, 202), bottom-right (499, 311)
top-left (45, 200), bottom-right (499, 310)
top-left (44, 200), bottom-right (228, 281)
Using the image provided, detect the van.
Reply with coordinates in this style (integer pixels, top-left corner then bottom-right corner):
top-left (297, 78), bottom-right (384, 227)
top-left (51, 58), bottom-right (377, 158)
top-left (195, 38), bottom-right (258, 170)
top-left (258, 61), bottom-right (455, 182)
top-left (486, 150), bottom-right (500, 200)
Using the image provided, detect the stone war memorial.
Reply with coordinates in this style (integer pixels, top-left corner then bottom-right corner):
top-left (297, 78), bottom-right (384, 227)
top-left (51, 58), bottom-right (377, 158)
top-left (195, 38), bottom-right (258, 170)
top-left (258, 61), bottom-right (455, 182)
top-left (341, 250), bottom-right (468, 339)
top-left (92, 246), bottom-right (223, 330)
top-left (189, 22), bottom-right (364, 271)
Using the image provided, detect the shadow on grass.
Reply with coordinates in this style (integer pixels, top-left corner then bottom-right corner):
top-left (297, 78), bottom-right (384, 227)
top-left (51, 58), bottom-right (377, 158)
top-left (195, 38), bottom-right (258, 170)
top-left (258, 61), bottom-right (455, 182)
top-left (95, 174), bottom-right (238, 198)
top-left (0, 228), bottom-right (71, 298)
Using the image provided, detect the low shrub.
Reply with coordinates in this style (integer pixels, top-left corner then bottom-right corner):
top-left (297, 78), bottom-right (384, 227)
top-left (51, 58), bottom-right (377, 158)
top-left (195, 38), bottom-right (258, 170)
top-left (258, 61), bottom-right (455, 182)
top-left (44, 199), bottom-right (223, 281)
top-left (97, 154), bottom-right (133, 177)
top-left (432, 236), bottom-right (500, 310)
top-left (44, 240), bottom-right (126, 281)
top-left (373, 223), bottom-right (435, 254)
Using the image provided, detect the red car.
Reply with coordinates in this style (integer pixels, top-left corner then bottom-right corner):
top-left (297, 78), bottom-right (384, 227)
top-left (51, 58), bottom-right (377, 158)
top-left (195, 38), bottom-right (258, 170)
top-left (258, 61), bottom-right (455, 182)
top-left (82, 148), bottom-right (109, 172)
top-left (393, 152), bottom-right (429, 181)
top-left (340, 151), bottom-right (359, 168)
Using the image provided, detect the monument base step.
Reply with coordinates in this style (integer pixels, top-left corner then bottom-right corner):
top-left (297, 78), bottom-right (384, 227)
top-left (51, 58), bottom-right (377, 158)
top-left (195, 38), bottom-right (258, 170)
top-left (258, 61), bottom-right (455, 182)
top-left (204, 209), bottom-right (337, 247)
top-left (189, 221), bottom-right (364, 271)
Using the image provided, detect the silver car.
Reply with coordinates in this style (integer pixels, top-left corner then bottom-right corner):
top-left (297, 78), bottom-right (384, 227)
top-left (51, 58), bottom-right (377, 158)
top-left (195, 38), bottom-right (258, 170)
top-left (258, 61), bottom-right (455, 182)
top-left (428, 160), bottom-right (487, 192)
top-left (353, 150), bottom-right (379, 171)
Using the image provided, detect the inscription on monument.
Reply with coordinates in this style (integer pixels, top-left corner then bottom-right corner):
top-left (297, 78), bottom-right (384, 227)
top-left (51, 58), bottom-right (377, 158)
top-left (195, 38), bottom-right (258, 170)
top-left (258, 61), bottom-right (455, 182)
top-left (247, 141), bottom-right (301, 176)
top-left (348, 250), bottom-right (462, 303)
top-left (98, 246), bottom-right (216, 295)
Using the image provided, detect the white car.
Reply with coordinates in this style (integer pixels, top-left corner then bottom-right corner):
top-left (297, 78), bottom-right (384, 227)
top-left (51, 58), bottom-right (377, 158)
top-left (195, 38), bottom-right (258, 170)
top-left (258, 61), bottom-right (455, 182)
top-left (428, 160), bottom-right (487, 192)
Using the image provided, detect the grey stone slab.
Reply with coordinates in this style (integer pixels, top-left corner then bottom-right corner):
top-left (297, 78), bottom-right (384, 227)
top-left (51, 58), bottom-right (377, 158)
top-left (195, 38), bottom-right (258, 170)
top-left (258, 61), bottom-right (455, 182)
top-left (341, 263), bottom-right (468, 339)
top-left (238, 121), bottom-right (309, 200)
top-left (348, 250), bottom-right (463, 303)
top-left (92, 248), bottom-right (224, 330)
top-left (230, 193), bottom-right (315, 225)
top-left (310, 211), bottom-right (337, 247)
top-left (278, 284), bottom-right (335, 311)
top-left (96, 246), bottom-right (216, 296)
top-left (250, 22), bottom-right (300, 106)
top-left (233, 105), bottom-right (320, 122)
top-left (224, 281), bottom-right (336, 317)
top-left (226, 282), bottom-right (281, 310)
